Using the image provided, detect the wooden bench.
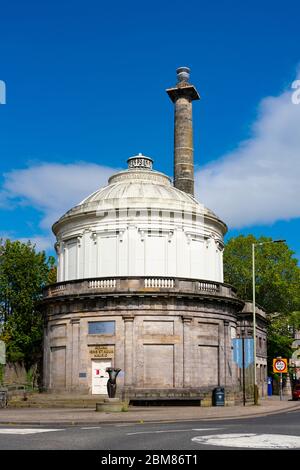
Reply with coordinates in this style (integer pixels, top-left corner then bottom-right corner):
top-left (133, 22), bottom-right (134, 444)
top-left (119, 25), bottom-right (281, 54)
top-left (129, 397), bottom-right (202, 406)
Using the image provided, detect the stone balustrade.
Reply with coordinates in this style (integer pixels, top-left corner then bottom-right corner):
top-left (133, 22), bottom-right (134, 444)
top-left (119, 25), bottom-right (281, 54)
top-left (88, 279), bottom-right (116, 289)
top-left (197, 281), bottom-right (219, 293)
top-left (44, 276), bottom-right (237, 300)
top-left (144, 278), bottom-right (174, 288)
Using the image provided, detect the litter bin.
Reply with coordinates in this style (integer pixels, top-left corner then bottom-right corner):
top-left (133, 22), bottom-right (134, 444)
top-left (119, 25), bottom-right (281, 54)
top-left (0, 389), bottom-right (7, 408)
top-left (212, 387), bottom-right (225, 406)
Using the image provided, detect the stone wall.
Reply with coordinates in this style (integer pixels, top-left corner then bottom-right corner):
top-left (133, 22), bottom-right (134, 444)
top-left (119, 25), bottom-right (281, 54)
top-left (43, 278), bottom-right (243, 400)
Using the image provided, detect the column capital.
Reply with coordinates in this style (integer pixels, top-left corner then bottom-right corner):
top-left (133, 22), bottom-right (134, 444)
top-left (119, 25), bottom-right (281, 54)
top-left (166, 84), bottom-right (200, 103)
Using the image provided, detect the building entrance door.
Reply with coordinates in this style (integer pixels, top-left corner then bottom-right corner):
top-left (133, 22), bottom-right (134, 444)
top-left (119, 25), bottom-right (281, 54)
top-left (91, 359), bottom-right (111, 395)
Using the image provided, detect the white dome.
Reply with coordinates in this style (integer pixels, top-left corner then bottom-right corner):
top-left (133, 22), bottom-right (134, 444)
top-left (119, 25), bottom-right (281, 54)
top-left (56, 167), bottom-right (220, 222)
top-left (53, 156), bottom-right (226, 283)
top-left (83, 172), bottom-right (190, 205)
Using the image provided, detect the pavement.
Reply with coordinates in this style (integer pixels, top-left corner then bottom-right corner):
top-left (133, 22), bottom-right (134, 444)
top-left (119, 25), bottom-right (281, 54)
top-left (0, 396), bottom-right (299, 425)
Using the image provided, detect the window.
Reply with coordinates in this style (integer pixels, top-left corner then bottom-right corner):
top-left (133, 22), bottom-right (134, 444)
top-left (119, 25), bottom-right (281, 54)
top-left (88, 321), bottom-right (115, 335)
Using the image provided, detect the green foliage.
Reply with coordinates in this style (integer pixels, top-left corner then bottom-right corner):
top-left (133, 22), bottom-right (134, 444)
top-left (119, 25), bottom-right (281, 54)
top-left (25, 364), bottom-right (39, 389)
top-left (224, 235), bottom-right (300, 314)
top-left (267, 311), bottom-right (300, 374)
top-left (224, 235), bottom-right (300, 368)
top-left (0, 239), bottom-right (56, 370)
top-left (47, 265), bottom-right (57, 285)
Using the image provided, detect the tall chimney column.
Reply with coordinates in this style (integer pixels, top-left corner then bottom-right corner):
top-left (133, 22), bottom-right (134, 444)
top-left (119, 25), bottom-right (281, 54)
top-left (166, 67), bottom-right (200, 196)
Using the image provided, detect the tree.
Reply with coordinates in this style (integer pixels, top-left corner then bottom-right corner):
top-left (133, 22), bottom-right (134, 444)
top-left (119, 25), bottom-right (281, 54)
top-left (267, 311), bottom-right (300, 361)
top-left (224, 235), bottom-right (300, 314)
top-left (47, 265), bottom-right (57, 285)
top-left (0, 239), bottom-right (55, 370)
top-left (224, 235), bottom-right (300, 371)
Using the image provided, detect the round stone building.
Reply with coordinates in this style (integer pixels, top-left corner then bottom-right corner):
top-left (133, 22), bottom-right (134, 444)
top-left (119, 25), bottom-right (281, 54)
top-left (43, 68), bottom-right (245, 403)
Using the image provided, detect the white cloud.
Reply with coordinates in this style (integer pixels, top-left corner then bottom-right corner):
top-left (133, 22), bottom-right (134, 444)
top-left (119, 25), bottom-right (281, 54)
top-left (0, 162), bottom-right (117, 229)
top-left (196, 70), bottom-right (300, 228)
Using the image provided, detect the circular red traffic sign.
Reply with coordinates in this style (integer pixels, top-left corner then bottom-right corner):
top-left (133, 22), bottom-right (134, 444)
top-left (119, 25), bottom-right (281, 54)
top-left (274, 359), bottom-right (286, 372)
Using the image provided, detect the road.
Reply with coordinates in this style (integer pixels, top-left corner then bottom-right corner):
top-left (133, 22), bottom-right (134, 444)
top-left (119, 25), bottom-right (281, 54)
top-left (0, 409), bottom-right (299, 451)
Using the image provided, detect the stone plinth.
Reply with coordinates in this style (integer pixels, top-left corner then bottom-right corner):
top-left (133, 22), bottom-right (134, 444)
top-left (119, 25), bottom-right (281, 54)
top-left (96, 398), bottom-right (128, 412)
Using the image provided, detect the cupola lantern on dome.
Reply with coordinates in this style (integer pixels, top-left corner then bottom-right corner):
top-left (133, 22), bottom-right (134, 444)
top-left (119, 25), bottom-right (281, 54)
top-left (127, 153), bottom-right (153, 170)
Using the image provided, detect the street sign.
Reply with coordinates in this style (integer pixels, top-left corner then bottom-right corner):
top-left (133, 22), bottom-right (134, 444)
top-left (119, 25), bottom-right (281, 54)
top-left (244, 339), bottom-right (254, 367)
top-left (232, 338), bottom-right (254, 368)
top-left (273, 358), bottom-right (288, 373)
top-left (232, 338), bottom-right (243, 368)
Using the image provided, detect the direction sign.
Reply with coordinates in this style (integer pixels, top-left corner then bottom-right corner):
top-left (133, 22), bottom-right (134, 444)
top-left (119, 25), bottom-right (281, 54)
top-left (273, 358), bottom-right (288, 373)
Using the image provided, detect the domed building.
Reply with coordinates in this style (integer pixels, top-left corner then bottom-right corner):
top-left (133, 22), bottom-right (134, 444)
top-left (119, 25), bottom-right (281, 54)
top-left (43, 68), bottom-right (246, 403)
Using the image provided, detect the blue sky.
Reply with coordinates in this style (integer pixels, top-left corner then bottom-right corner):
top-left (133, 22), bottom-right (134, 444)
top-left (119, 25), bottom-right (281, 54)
top-left (0, 0), bottom-right (299, 262)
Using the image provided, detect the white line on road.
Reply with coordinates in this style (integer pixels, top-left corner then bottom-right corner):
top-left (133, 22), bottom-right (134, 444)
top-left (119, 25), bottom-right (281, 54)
top-left (81, 427), bottom-right (102, 430)
top-left (127, 427), bottom-right (223, 436)
top-left (115, 424), bottom-right (137, 427)
top-left (0, 428), bottom-right (64, 435)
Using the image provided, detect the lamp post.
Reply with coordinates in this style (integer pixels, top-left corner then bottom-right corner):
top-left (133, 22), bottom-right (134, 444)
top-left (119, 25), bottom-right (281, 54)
top-left (252, 239), bottom-right (286, 405)
top-left (241, 328), bottom-right (246, 406)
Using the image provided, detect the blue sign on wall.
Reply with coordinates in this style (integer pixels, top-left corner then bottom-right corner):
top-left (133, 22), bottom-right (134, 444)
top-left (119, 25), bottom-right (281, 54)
top-left (232, 338), bottom-right (243, 368)
top-left (88, 321), bottom-right (115, 335)
top-left (244, 338), bottom-right (254, 367)
top-left (232, 338), bottom-right (254, 368)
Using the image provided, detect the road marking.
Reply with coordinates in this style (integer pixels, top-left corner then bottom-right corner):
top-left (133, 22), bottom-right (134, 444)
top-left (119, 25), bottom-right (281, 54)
top-left (81, 427), bottom-right (102, 430)
top-left (192, 433), bottom-right (300, 449)
top-left (0, 428), bottom-right (63, 435)
top-left (127, 427), bottom-right (223, 436)
top-left (192, 428), bottom-right (224, 431)
top-left (115, 424), bottom-right (137, 427)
